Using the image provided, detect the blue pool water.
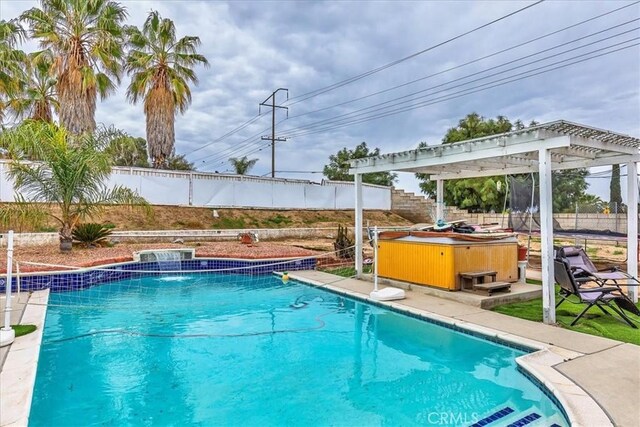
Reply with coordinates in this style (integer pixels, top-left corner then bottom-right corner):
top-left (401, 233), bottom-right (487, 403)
top-left (31, 273), bottom-right (567, 426)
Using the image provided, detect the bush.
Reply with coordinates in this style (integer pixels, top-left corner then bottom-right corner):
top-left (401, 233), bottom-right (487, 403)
top-left (72, 223), bottom-right (113, 247)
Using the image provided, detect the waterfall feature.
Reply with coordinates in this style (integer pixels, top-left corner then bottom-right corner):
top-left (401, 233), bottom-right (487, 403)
top-left (152, 251), bottom-right (182, 271)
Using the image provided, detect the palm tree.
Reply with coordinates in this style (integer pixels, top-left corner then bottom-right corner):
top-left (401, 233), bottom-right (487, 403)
top-left (229, 156), bottom-right (258, 175)
top-left (125, 10), bottom-right (209, 168)
top-left (6, 50), bottom-right (58, 122)
top-left (0, 121), bottom-right (148, 252)
top-left (0, 19), bottom-right (27, 123)
top-left (21, 0), bottom-right (127, 134)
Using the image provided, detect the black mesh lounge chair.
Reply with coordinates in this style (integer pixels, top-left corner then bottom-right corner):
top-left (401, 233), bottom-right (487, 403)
top-left (554, 259), bottom-right (638, 328)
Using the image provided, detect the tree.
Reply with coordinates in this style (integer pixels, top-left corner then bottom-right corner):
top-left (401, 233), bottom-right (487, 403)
top-left (95, 125), bottom-right (149, 167)
top-left (125, 10), bottom-right (208, 168)
top-left (552, 169), bottom-right (589, 212)
top-left (323, 142), bottom-right (397, 186)
top-left (229, 156), bottom-right (258, 175)
top-left (609, 164), bottom-right (622, 210)
top-left (416, 113), bottom-right (513, 212)
top-left (415, 113), bottom-right (585, 213)
top-left (0, 121), bottom-right (148, 251)
top-left (22, 0), bottom-right (127, 134)
top-left (6, 50), bottom-right (58, 122)
top-left (0, 19), bottom-right (27, 123)
top-left (165, 154), bottom-right (194, 171)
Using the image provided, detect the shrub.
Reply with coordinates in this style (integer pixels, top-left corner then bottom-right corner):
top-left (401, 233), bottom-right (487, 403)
top-left (72, 223), bottom-right (113, 247)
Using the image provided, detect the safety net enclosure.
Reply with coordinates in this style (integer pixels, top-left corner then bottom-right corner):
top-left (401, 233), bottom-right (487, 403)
top-left (348, 120), bottom-right (640, 324)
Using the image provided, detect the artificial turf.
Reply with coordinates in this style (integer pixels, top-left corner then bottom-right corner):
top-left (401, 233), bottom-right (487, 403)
top-left (12, 324), bottom-right (37, 337)
top-left (492, 286), bottom-right (640, 345)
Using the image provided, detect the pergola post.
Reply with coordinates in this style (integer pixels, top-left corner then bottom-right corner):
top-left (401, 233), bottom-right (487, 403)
top-left (436, 179), bottom-right (444, 221)
top-left (627, 161), bottom-right (639, 302)
top-left (354, 173), bottom-right (363, 277)
top-left (539, 148), bottom-right (556, 324)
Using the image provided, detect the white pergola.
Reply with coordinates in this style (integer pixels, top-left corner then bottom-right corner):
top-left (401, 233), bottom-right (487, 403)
top-left (349, 120), bottom-right (640, 324)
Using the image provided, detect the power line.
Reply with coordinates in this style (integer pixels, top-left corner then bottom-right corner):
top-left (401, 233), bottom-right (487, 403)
top-left (184, 113), bottom-right (266, 156)
top-left (194, 117), bottom-right (289, 166)
top-left (191, 2), bottom-right (639, 169)
top-left (290, 15), bottom-right (639, 120)
top-left (192, 1), bottom-right (640, 157)
top-left (281, 42), bottom-right (638, 139)
top-left (200, 18), bottom-right (638, 167)
top-left (201, 35), bottom-right (638, 169)
top-left (285, 0), bottom-right (546, 105)
top-left (203, 41), bottom-right (638, 172)
top-left (279, 33), bottom-right (639, 138)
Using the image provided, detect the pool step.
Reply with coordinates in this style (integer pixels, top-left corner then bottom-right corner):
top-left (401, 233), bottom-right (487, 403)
top-left (469, 407), bottom-right (514, 427)
top-left (470, 408), bottom-right (546, 427)
top-left (506, 412), bottom-right (541, 427)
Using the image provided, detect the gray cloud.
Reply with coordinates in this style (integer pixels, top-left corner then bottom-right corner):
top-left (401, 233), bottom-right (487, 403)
top-left (2, 0), bottom-right (638, 198)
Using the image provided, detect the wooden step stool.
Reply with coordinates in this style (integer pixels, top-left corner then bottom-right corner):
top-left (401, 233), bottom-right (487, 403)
top-left (459, 270), bottom-right (511, 295)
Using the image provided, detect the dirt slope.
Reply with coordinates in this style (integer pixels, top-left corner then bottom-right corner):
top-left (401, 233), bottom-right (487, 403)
top-left (3, 205), bottom-right (412, 232)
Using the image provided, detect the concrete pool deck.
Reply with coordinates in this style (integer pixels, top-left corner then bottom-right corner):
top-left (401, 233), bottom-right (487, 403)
top-left (289, 270), bottom-right (640, 427)
top-left (0, 271), bottom-right (637, 426)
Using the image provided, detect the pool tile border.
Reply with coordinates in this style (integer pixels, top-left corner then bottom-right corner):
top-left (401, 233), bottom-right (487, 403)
top-left (0, 257), bottom-right (316, 293)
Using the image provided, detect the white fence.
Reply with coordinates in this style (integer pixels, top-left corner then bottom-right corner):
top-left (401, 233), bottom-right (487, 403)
top-left (0, 161), bottom-right (391, 210)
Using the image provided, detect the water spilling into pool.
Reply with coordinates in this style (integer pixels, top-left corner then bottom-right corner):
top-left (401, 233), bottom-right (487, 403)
top-left (31, 273), bottom-right (567, 426)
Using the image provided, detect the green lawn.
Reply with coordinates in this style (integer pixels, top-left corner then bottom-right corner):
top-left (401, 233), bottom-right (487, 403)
top-left (320, 265), bottom-right (372, 277)
top-left (493, 286), bottom-right (640, 345)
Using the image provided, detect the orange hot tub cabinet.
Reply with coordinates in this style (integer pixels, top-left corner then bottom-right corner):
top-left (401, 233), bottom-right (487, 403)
top-left (377, 236), bottom-right (518, 290)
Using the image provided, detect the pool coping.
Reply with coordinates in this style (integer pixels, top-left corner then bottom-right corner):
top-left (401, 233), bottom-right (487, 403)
top-left (285, 271), bottom-right (614, 427)
top-left (0, 289), bottom-right (49, 427)
top-left (0, 266), bottom-right (615, 427)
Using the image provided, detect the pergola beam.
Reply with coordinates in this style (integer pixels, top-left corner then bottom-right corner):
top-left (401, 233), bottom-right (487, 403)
top-left (349, 134), bottom-right (570, 175)
top-left (429, 153), bottom-right (640, 180)
top-left (569, 135), bottom-right (640, 155)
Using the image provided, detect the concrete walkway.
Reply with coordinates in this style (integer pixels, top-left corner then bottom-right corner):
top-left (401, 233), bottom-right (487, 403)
top-left (290, 270), bottom-right (640, 427)
top-left (0, 293), bottom-right (29, 368)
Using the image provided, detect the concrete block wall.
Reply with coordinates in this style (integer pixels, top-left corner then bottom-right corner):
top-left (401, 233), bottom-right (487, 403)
top-left (459, 212), bottom-right (635, 234)
top-left (391, 189), bottom-right (434, 223)
top-left (391, 189), bottom-right (469, 224)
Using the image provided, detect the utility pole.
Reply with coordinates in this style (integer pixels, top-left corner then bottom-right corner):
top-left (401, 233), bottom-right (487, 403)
top-left (260, 88), bottom-right (288, 178)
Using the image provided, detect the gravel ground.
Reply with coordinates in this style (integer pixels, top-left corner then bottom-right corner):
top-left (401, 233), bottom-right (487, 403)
top-left (0, 241), bottom-right (322, 273)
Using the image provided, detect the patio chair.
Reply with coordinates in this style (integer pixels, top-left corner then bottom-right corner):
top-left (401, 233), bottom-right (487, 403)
top-left (556, 245), bottom-right (640, 286)
top-left (555, 246), bottom-right (640, 317)
top-left (554, 258), bottom-right (637, 328)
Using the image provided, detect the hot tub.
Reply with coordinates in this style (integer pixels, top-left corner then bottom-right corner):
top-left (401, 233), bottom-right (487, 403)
top-left (377, 231), bottom-right (518, 290)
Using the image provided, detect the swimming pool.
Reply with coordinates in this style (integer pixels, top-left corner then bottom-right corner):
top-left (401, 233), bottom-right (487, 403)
top-left (31, 272), bottom-right (568, 426)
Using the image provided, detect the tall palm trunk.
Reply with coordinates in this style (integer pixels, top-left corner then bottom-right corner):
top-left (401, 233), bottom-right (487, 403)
top-left (145, 78), bottom-right (175, 168)
top-left (56, 39), bottom-right (96, 134)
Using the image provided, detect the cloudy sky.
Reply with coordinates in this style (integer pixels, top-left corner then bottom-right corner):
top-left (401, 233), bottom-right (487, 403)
top-left (1, 0), bottom-right (639, 199)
